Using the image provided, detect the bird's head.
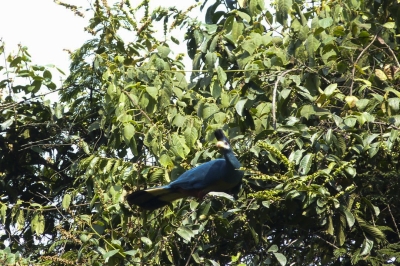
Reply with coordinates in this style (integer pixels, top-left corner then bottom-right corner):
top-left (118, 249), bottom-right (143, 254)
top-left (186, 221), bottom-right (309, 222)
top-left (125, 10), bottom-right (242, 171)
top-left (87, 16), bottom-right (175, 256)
top-left (214, 129), bottom-right (231, 151)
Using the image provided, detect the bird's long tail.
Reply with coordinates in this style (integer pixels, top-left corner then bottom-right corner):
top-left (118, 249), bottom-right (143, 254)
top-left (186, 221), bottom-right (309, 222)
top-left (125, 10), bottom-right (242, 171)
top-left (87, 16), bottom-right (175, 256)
top-left (126, 186), bottom-right (184, 210)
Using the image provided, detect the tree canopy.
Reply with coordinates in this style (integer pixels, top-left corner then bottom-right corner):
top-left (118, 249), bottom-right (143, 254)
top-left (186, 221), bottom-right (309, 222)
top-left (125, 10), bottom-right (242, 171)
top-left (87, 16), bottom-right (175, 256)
top-left (1, 0), bottom-right (400, 265)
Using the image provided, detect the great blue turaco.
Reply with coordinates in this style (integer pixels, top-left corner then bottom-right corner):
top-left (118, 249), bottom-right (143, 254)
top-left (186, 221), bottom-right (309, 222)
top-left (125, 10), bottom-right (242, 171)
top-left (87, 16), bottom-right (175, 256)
top-left (127, 129), bottom-right (243, 210)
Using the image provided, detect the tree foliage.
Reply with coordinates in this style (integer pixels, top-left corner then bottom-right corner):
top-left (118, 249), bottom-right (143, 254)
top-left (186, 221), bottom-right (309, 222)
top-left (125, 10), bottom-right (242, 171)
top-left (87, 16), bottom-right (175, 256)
top-left (1, 0), bottom-right (400, 265)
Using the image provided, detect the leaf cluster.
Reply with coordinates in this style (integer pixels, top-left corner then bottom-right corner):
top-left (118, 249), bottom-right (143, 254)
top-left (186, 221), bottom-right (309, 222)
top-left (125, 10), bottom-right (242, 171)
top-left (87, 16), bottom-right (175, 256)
top-left (1, 0), bottom-right (400, 265)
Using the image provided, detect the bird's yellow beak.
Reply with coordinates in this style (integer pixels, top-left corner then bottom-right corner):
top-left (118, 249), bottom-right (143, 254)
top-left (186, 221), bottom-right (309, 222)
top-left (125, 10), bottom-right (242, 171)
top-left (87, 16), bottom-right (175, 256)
top-left (216, 141), bottom-right (229, 149)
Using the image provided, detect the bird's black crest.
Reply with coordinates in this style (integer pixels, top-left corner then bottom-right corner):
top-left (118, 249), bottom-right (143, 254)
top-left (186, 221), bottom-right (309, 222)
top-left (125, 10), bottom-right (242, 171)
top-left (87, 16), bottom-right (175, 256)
top-left (214, 129), bottom-right (229, 142)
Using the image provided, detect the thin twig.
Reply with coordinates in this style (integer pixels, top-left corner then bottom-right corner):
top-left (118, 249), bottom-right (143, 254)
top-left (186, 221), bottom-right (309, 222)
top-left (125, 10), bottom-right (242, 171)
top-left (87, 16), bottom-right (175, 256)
top-left (34, 191), bottom-right (68, 221)
top-left (0, 86), bottom-right (66, 111)
top-left (377, 37), bottom-right (400, 68)
top-left (185, 235), bottom-right (202, 266)
top-left (160, 68), bottom-right (269, 73)
top-left (123, 90), bottom-right (154, 125)
top-left (1, 41), bottom-right (12, 95)
top-left (14, 202), bottom-right (94, 212)
top-left (314, 234), bottom-right (339, 249)
top-left (349, 30), bottom-right (381, 95)
top-left (20, 136), bottom-right (58, 148)
top-left (387, 204), bottom-right (400, 240)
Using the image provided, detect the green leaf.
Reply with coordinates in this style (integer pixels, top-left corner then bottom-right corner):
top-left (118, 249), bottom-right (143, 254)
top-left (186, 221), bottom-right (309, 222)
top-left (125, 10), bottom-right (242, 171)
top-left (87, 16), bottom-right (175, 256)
top-left (211, 81), bottom-right (222, 99)
top-left (289, 149), bottom-right (304, 165)
top-left (327, 215), bottom-right (334, 235)
top-left (16, 209), bottom-right (25, 230)
top-left (236, 11), bottom-right (251, 22)
top-left (123, 124), bottom-right (135, 142)
top-left (62, 194), bottom-right (71, 210)
top-left (170, 133), bottom-right (190, 159)
top-left (340, 207), bottom-right (355, 228)
top-left (184, 126), bottom-right (198, 147)
top-left (324, 83), bottom-right (337, 97)
top-left (217, 66), bottom-right (227, 85)
top-left (199, 201), bottom-right (211, 219)
top-left (79, 214), bottom-right (91, 224)
top-left (383, 22), bottom-right (395, 29)
top-left (54, 102), bottom-right (63, 119)
top-left (146, 86), bottom-right (158, 100)
top-left (356, 216), bottom-right (386, 242)
top-left (388, 98), bottom-right (400, 111)
top-left (299, 153), bottom-right (313, 175)
top-left (176, 226), bottom-right (194, 242)
top-left (191, 252), bottom-right (202, 263)
top-left (305, 34), bottom-right (321, 55)
top-left (159, 153), bottom-right (173, 168)
top-left (355, 99), bottom-right (369, 111)
top-left (171, 36), bottom-right (180, 46)
top-left (337, 215), bottom-right (346, 246)
top-left (88, 121), bottom-right (100, 132)
top-left (81, 141), bottom-right (90, 155)
top-left (361, 197), bottom-right (380, 217)
top-left (124, 250), bottom-right (138, 256)
top-left (249, 224), bottom-right (259, 244)
top-left (107, 83), bottom-right (116, 97)
top-left (103, 249), bottom-right (119, 259)
top-left (299, 105), bottom-right (316, 119)
top-left (268, 244), bottom-right (279, 252)
top-left (190, 201), bottom-right (199, 211)
top-left (208, 192), bottom-right (235, 201)
top-left (157, 46), bottom-right (170, 58)
top-left (389, 129), bottom-right (399, 142)
top-left (273, 252), bottom-right (287, 266)
top-left (140, 237), bottom-right (152, 246)
top-left (261, 200), bottom-right (271, 208)
top-left (360, 237), bottom-right (374, 256)
top-left (325, 128), bottom-right (333, 145)
top-left (80, 234), bottom-right (89, 243)
top-left (10, 57), bottom-right (22, 67)
top-left (385, 87), bottom-right (400, 98)
top-left (154, 57), bottom-right (165, 71)
top-left (333, 133), bottom-right (346, 155)
top-left (31, 212), bottom-right (45, 236)
top-left (43, 70), bottom-right (52, 80)
top-left (200, 103), bottom-right (219, 120)
top-left (172, 113), bottom-right (186, 127)
top-left (235, 99), bottom-right (247, 116)
top-left (224, 16), bottom-right (235, 35)
top-left (344, 117), bottom-right (357, 128)
top-left (231, 252), bottom-right (241, 263)
top-left (205, 2), bottom-right (219, 24)
top-left (207, 259), bottom-right (220, 266)
top-left (224, 15), bottom-right (244, 43)
top-left (148, 168), bottom-right (164, 183)
top-left (242, 39), bottom-right (257, 55)
top-left (205, 51), bottom-right (217, 71)
top-left (319, 17), bottom-right (333, 28)
top-left (209, 34), bottom-right (219, 52)
top-left (0, 118), bottom-right (14, 130)
top-left (363, 133), bottom-right (379, 147)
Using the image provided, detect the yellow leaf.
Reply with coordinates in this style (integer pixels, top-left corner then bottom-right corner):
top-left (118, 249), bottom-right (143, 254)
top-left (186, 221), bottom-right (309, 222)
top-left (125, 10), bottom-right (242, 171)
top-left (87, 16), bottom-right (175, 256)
top-left (375, 69), bottom-right (387, 81)
top-left (238, 0), bottom-right (248, 8)
top-left (345, 96), bottom-right (359, 108)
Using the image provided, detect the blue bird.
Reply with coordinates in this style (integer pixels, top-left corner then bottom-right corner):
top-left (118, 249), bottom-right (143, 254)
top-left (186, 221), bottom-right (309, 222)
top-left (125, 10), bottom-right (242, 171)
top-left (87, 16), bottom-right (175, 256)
top-left (127, 129), bottom-right (243, 210)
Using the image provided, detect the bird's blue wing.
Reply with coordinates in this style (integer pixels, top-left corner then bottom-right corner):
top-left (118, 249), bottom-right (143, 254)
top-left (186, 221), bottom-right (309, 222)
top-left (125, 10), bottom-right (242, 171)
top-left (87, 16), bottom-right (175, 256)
top-left (167, 159), bottom-right (227, 190)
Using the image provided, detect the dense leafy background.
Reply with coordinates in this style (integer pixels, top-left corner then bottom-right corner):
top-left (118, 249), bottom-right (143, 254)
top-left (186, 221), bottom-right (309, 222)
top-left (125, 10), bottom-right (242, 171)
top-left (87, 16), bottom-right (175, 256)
top-left (1, 0), bottom-right (400, 265)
